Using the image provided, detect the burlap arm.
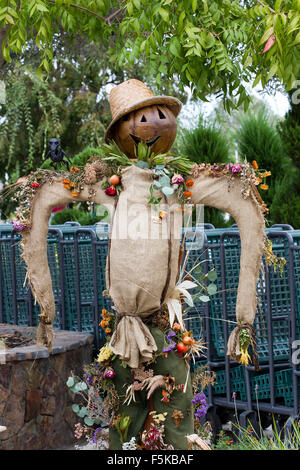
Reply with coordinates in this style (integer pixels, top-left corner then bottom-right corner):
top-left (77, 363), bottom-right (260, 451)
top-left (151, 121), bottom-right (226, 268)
top-left (190, 172), bottom-right (265, 362)
top-left (20, 178), bottom-right (114, 349)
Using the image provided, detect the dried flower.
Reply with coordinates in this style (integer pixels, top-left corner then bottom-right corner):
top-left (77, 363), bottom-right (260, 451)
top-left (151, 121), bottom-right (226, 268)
top-left (122, 437), bottom-right (137, 450)
top-left (11, 218), bottom-right (26, 232)
top-left (259, 184), bottom-right (269, 190)
top-left (159, 211), bottom-right (167, 219)
top-left (104, 367), bottom-right (115, 379)
top-left (192, 391), bottom-right (208, 419)
top-left (240, 349), bottom-right (251, 365)
top-left (171, 174), bottom-right (185, 185)
top-left (70, 166), bottom-right (80, 174)
top-left (252, 160), bottom-right (259, 170)
top-left (105, 186), bottom-right (117, 196)
top-left (97, 345), bottom-right (113, 364)
top-left (172, 409), bottom-right (184, 428)
top-left (184, 191), bottom-right (192, 198)
top-left (231, 164), bottom-right (242, 174)
top-left (185, 179), bottom-right (194, 187)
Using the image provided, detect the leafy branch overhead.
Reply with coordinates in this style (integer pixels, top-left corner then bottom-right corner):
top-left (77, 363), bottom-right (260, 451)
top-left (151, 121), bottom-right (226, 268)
top-left (0, 0), bottom-right (299, 109)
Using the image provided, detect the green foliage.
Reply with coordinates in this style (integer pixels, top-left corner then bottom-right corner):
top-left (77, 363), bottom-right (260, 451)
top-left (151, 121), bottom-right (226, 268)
top-left (270, 169), bottom-right (300, 228)
top-left (50, 206), bottom-right (108, 226)
top-left (178, 116), bottom-right (233, 227)
top-left (178, 116), bottom-right (232, 165)
top-left (0, 66), bottom-right (62, 178)
top-left (0, 1), bottom-right (299, 109)
top-left (278, 90), bottom-right (300, 171)
top-left (237, 109), bottom-right (289, 209)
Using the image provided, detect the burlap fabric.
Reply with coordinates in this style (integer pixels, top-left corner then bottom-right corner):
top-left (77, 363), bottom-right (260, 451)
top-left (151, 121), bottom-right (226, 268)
top-left (20, 179), bottom-right (113, 349)
top-left (107, 165), bottom-right (182, 368)
top-left (20, 165), bottom-right (265, 365)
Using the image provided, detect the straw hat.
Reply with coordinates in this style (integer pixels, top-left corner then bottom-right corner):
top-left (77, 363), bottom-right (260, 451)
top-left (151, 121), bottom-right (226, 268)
top-left (105, 79), bottom-right (182, 143)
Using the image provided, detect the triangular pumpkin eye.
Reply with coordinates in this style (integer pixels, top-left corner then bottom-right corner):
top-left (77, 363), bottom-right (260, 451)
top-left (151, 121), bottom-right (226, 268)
top-left (158, 108), bottom-right (166, 119)
top-left (141, 115), bottom-right (147, 122)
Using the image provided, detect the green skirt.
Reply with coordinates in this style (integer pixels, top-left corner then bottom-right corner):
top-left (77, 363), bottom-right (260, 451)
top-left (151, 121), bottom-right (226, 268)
top-left (109, 325), bottom-right (194, 450)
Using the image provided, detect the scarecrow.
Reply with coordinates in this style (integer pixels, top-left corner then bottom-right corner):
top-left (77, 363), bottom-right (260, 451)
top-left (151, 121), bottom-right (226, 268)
top-left (6, 79), bottom-right (269, 450)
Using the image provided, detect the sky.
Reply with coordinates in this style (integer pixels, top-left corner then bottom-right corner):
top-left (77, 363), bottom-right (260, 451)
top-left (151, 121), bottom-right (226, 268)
top-left (179, 84), bottom-right (290, 129)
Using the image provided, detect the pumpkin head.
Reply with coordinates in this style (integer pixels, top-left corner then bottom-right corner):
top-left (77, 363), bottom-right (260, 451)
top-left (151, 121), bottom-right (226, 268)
top-left (111, 104), bottom-right (177, 158)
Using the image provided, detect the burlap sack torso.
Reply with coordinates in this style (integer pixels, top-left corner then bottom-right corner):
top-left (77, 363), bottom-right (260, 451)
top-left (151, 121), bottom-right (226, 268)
top-left (107, 165), bottom-right (182, 368)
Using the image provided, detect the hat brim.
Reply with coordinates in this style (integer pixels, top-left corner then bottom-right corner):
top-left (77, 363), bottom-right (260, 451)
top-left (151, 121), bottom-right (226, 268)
top-left (105, 95), bottom-right (182, 143)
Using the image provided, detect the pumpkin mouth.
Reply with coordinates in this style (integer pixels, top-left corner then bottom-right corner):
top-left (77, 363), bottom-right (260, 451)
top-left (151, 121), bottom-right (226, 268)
top-left (130, 134), bottom-right (160, 147)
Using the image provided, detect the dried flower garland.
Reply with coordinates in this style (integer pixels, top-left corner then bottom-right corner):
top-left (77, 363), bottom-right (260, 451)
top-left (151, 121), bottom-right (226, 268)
top-left (162, 322), bottom-right (205, 363)
top-left (2, 170), bottom-right (55, 232)
top-left (190, 159), bottom-right (270, 214)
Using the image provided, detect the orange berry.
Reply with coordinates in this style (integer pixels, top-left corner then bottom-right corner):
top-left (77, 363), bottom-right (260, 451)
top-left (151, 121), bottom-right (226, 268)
top-left (109, 175), bottom-right (120, 186)
top-left (105, 328), bottom-right (112, 334)
top-left (182, 335), bottom-right (194, 346)
top-left (176, 342), bottom-right (189, 354)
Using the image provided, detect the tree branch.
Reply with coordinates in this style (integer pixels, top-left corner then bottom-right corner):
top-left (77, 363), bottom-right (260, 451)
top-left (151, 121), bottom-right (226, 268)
top-left (46, 0), bottom-right (125, 25)
top-left (257, 0), bottom-right (275, 14)
top-left (46, 0), bottom-right (106, 20)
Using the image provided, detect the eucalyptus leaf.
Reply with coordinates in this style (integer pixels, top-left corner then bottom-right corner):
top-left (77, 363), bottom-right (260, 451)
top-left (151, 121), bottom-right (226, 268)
top-left (75, 381), bottom-right (87, 392)
top-left (159, 176), bottom-right (171, 187)
top-left (199, 295), bottom-right (210, 302)
top-left (162, 186), bottom-right (174, 197)
top-left (136, 160), bottom-right (149, 169)
top-left (207, 270), bottom-right (217, 281)
top-left (72, 404), bottom-right (80, 413)
top-left (153, 181), bottom-right (162, 189)
top-left (66, 377), bottom-right (75, 388)
top-left (207, 283), bottom-right (217, 295)
top-left (84, 416), bottom-right (94, 426)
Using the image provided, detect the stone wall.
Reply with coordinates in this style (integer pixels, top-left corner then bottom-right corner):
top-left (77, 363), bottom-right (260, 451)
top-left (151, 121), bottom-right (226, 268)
top-left (0, 327), bottom-right (93, 450)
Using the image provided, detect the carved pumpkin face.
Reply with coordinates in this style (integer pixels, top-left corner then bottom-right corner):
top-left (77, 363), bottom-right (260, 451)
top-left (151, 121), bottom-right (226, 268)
top-left (111, 105), bottom-right (177, 158)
